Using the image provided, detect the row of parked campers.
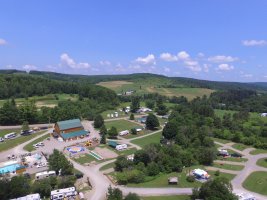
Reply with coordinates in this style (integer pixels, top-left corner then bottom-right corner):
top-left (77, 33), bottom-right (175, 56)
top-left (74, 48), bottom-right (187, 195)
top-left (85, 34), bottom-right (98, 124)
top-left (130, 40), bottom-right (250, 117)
top-left (35, 171), bottom-right (56, 180)
top-left (50, 187), bottom-right (77, 200)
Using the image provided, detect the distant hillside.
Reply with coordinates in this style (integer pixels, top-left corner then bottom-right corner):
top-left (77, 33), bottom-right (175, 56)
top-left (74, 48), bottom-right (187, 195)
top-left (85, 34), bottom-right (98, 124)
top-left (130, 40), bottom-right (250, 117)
top-left (1, 69), bottom-right (267, 92)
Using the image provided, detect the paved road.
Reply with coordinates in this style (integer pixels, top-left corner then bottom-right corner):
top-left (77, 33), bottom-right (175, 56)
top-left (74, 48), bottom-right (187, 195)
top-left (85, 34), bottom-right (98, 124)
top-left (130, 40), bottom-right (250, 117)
top-left (215, 141), bottom-right (267, 200)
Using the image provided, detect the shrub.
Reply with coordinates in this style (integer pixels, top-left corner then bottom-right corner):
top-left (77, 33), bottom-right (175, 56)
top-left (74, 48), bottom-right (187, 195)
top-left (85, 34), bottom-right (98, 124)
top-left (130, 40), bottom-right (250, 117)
top-left (186, 175), bottom-right (195, 182)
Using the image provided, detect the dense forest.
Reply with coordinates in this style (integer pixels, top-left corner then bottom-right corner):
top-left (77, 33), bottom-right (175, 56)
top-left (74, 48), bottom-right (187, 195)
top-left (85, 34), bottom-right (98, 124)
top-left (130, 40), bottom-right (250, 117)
top-left (1, 70), bottom-right (267, 91)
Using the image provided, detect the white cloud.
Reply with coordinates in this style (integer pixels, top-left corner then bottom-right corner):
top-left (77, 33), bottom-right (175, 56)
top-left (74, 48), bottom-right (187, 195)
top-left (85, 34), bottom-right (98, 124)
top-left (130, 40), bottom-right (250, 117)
top-left (99, 60), bottom-right (111, 66)
top-left (160, 53), bottom-right (178, 62)
top-left (198, 52), bottom-right (205, 57)
top-left (242, 74), bottom-right (253, 78)
top-left (0, 38), bottom-right (7, 45)
top-left (217, 63), bottom-right (234, 71)
top-left (23, 64), bottom-right (37, 71)
top-left (242, 40), bottom-right (267, 46)
top-left (208, 55), bottom-right (238, 63)
top-left (203, 64), bottom-right (210, 73)
top-left (184, 60), bottom-right (201, 72)
top-left (177, 51), bottom-right (190, 60)
top-left (129, 64), bottom-right (141, 70)
top-left (5, 65), bottom-right (13, 69)
top-left (60, 53), bottom-right (91, 69)
top-left (164, 67), bottom-right (170, 72)
top-left (135, 54), bottom-right (156, 65)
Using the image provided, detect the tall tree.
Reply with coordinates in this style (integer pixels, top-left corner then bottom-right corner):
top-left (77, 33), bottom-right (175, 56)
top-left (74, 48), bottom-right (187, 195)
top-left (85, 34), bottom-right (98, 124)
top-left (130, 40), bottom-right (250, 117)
top-left (94, 114), bottom-right (104, 128)
top-left (145, 113), bottom-right (159, 130)
top-left (131, 96), bottom-right (140, 113)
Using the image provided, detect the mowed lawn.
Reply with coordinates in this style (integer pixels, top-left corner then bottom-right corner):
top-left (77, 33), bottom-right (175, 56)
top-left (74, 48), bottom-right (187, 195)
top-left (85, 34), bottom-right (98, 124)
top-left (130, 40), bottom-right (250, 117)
top-left (141, 195), bottom-right (190, 200)
top-left (131, 131), bottom-right (162, 148)
top-left (256, 158), bottom-right (267, 168)
top-left (0, 131), bottom-right (46, 152)
top-left (212, 163), bottom-right (244, 171)
top-left (243, 171), bottom-right (267, 195)
top-left (23, 133), bottom-right (50, 152)
top-left (105, 119), bottom-right (142, 132)
top-left (232, 143), bottom-right (250, 151)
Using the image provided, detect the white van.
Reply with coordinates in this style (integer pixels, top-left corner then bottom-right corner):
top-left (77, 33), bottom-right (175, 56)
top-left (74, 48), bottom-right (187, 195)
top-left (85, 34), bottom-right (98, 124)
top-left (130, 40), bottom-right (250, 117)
top-left (4, 132), bottom-right (16, 139)
top-left (0, 137), bottom-right (4, 142)
top-left (119, 130), bottom-right (129, 136)
top-left (116, 144), bottom-right (128, 151)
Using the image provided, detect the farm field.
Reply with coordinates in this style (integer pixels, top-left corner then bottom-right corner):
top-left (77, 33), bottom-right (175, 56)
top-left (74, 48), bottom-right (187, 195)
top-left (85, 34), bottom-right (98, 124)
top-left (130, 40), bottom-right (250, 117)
top-left (243, 171), bottom-right (267, 195)
top-left (23, 133), bottom-right (50, 152)
top-left (97, 79), bottom-right (214, 100)
top-left (105, 119), bottom-right (142, 132)
top-left (141, 195), bottom-right (190, 200)
top-left (0, 93), bottom-right (78, 108)
top-left (131, 131), bottom-right (162, 148)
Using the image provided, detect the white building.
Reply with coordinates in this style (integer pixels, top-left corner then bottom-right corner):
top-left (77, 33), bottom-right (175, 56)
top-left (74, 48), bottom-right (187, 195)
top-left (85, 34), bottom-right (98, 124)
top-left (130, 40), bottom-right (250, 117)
top-left (11, 193), bottom-right (40, 200)
top-left (50, 187), bottom-right (77, 200)
top-left (35, 170), bottom-right (56, 180)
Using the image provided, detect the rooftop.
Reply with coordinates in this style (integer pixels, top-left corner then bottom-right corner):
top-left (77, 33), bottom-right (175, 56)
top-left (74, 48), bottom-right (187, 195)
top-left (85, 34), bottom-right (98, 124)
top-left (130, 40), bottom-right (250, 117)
top-left (57, 119), bottom-right (83, 131)
top-left (61, 130), bottom-right (88, 140)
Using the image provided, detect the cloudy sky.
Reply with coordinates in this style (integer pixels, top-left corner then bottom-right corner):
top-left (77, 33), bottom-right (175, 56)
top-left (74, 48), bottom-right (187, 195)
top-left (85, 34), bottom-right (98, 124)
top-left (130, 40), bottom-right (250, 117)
top-left (0, 0), bottom-right (267, 82)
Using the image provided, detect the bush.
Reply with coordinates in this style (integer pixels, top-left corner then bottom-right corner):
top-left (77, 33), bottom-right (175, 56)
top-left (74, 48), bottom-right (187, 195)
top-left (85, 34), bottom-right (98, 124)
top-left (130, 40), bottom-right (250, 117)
top-left (186, 175), bottom-right (195, 182)
top-left (130, 113), bottom-right (135, 120)
top-left (131, 128), bottom-right (137, 135)
top-left (75, 172), bottom-right (84, 179)
top-left (214, 170), bottom-right (220, 176)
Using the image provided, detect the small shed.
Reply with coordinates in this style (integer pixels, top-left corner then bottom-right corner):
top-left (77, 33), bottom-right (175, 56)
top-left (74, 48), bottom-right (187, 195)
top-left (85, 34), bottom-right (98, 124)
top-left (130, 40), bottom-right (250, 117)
top-left (168, 177), bottom-right (178, 185)
top-left (108, 141), bottom-right (118, 148)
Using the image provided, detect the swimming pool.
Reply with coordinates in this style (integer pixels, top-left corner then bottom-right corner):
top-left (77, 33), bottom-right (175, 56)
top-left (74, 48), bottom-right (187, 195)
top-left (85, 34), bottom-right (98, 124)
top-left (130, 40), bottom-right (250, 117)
top-left (0, 163), bottom-right (23, 174)
top-left (66, 146), bottom-right (85, 154)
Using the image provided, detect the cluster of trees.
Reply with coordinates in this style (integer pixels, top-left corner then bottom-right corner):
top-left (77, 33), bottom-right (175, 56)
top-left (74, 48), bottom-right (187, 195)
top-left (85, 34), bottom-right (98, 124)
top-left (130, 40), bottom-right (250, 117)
top-left (210, 89), bottom-right (267, 113)
top-left (107, 186), bottom-right (140, 200)
top-left (0, 96), bottom-right (116, 125)
top-left (191, 177), bottom-right (238, 200)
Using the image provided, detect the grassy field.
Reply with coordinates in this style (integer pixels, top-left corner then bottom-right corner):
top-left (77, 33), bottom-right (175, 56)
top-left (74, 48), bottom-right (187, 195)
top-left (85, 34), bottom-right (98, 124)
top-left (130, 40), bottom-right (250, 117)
top-left (0, 93), bottom-right (78, 108)
top-left (217, 156), bottom-right (248, 163)
top-left (100, 162), bottom-right (116, 171)
top-left (0, 131), bottom-right (46, 152)
top-left (131, 131), bottom-right (162, 148)
top-left (232, 143), bottom-right (250, 151)
top-left (23, 133), bottom-right (50, 152)
top-left (105, 119), bottom-right (142, 132)
top-left (256, 158), bottom-right (267, 168)
top-left (250, 149), bottom-right (267, 155)
top-left (127, 168), bottom-right (235, 188)
top-left (97, 78), bottom-right (214, 100)
top-left (141, 195), bottom-right (190, 200)
top-left (73, 154), bottom-right (98, 164)
top-left (243, 171), bottom-right (267, 195)
top-left (212, 163), bottom-right (244, 171)
top-left (211, 137), bottom-right (231, 144)
top-left (0, 129), bottom-right (21, 137)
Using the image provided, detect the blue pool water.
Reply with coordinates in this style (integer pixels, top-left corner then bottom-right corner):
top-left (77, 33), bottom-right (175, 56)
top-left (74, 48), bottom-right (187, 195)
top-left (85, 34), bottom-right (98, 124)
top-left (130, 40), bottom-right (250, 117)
top-left (0, 164), bottom-right (23, 174)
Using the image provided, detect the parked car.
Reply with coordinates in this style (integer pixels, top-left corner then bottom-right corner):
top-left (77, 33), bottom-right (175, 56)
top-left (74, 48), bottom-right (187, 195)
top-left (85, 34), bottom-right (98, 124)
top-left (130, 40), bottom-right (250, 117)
top-left (231, 153), bottom-right (242, 158)
top-left (0, 137), bottom-right (4, 142)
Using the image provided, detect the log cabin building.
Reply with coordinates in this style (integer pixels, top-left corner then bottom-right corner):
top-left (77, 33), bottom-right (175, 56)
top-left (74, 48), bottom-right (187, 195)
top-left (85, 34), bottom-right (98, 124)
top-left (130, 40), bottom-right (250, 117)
top-left (53, 119), bottom-right (88, 141)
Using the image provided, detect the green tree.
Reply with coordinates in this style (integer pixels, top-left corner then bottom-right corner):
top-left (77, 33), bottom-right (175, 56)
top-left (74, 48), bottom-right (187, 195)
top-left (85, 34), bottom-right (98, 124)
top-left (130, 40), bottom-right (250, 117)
top-left (100, 133), bottom-right (106, 144)
top-left (131, 128), bottom-right (137, 135)
top-left (100, 125), bottom-right (108, 135)
top-left (124, 193), bottom-right (140, 200)
top-left (130, 113), bottom-right (135, 120)
top-left (22, 121), bottom-right (30, 131)
top-left (48, 149), bottom-right (73, 175)
top-left (156, 97), bottom-right (168, 115)
top-left (191, 177), bottom-right (238, 200)
top-left (131, 96), bottom-right (140, 113)
top-left (8, 176), bottom-right (31, 199)
top-left (145, 100), bottom-right (155, 109)
top-left (107, 186), bottom-right (123, 200)
top-left (145, 113), bottom-right (160, 130)
top-left (94, 114), bottom-right (104, 128)
top-left (162, 121), bottom-right (178, 140)
top-left (108, 126), bottom-right (118, 139)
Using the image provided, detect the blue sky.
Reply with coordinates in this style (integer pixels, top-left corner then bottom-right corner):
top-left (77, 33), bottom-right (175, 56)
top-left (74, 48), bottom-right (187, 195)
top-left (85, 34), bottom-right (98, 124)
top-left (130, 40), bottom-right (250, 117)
top-left (0, 0), bottom-right (267, 82)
